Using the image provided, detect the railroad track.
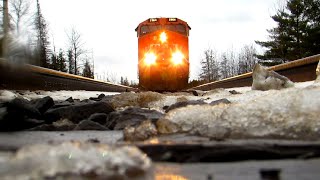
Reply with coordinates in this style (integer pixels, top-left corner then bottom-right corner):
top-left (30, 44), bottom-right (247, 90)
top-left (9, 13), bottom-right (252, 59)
top-left (0, 59), bottom-right (136, 92)
top-left (0, 54), bottom-right (319, 92)
top-left (191, 54), bottom-right (320, 91)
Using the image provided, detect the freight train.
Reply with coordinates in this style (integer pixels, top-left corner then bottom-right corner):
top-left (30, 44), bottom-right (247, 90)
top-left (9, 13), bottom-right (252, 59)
top-left (135, 18), bottom-right (191, 91)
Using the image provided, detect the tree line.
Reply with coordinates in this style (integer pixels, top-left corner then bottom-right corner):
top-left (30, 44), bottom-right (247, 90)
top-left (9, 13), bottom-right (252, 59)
top-left (0, 0), bottom-right (94, 78)
top-left (197, 0), bottom-right (319, 83)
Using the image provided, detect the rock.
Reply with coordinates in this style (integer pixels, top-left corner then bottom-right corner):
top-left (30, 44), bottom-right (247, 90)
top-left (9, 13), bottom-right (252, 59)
top-left (0, 98), bottom-right (43, 131)
top-left (110, 91), bottom-right (163, 108)
top-left (209, 98), bottom-right (231, 106)
top-left (44, 101), bottom-right (114, 123)
top-left (51, 101), bottom-right (74, 108)
top-left (0, 142), bottom-right (152, 180)
top-left (31, 96), bottom-right (54, 114)
top-left (124, 120), bottom-right (158, 141)
top-left (65, 97), bottom-right (74, 103)
top-left (164, 100), bottom-right (207, 113)
top-left (229, 90), bottom-right (242, 94)
top-left (74, 120), bottom-right (108, 130)
top-left (156, 118), bottom-right (180, 134)
top-left (7, 98), bottom-right (41, 119)
top-left (88, 113), bottom-right (108, 125)
top-left (106, 107), bottom-right (164, 130)
top-left (27, 124), bottom-right (56, 131)
top-left (29, 119), bottom-right (76, 131)
top-left (89, 93), bottom-right (105, 101)
top-left (252, 64), bottom-right (294, 90)
top-left (190, 90), bottom-right (206, 96)
top-left (0, 107), bottom-right (8, 121)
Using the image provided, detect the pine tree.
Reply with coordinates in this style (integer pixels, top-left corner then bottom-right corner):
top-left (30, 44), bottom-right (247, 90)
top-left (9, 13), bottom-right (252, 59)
top-left (67, 49), bottom-right (74, 74)
top-left (50, 53), bottom-right (58, 70)
top-left (256, 0), bottom-right (320, 61)
top-left (34, 0), bottom-right (50, 67)
top-left (57, 49), bottom-right (67, 72)
top-left (82, 59), bottom-right (93, 78)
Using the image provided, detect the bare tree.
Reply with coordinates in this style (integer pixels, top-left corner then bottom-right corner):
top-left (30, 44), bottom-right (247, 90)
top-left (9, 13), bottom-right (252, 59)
top-left (66, 27), bottom-right (86, 75)
top-left (2, 0), bottom-right (9, 58)
top-left (238, 45), bottom-right (258, 74)
top-left (199, 48), bottom-right (220, 82)
top-left (10, 0), bottom-right (31, 35)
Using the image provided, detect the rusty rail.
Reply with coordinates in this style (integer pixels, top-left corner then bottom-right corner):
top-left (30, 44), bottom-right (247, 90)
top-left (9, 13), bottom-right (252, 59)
top-left (191, 54), bottom-right (320, 91)
top-left (0, 59), bottom-right (137, 92)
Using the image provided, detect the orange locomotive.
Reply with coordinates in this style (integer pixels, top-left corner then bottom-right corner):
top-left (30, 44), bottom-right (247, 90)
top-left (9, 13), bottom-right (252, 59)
top-left (135, 18), bottom-right (191, 91)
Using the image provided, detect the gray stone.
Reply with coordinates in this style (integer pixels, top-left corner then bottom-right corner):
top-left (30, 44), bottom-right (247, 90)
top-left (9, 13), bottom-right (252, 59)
top-left (106, 107), bottom-right (164, 130)
top-left (124, 120), bottom-right (158, 141)
top-left (44, 101), bottom-right (114, 123)
top-left (7, 98), bottom-right (41, 118)
top-left (74, 120), bottom-right (108, 130)
top-left (209, 98), bottom-right (231, 106)
top-left (88, 113), bottom-right (108, 125)
top-left (252, 64), bottom-right (294, 90)
top-left (31, 96), bottom-right (54, 114)
top-left (164, 100), bottom-right (207, 113)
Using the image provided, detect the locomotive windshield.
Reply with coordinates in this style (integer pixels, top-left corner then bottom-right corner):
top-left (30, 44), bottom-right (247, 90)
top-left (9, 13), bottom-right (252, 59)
top-left (164, 24), bottom-right (186, 35)
top-left (140, 24), bottom-right (187, 36)
top-left (140, 25), bottom-right (162, 35)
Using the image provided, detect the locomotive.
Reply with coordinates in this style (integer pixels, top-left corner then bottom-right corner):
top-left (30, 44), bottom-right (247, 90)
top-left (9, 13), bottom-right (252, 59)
top-left (135, 18), bottom-right (191, 91)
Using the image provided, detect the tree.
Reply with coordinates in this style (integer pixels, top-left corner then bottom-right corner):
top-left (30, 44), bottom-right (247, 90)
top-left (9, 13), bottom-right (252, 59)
top-left (10, 0), bottom-right (31, 35)
top-left (67, 27), bottom-right (86, 75)
top-left (57, 49), bottom-right (67, 72)
top-left (1, 0), bottom-right (9, 58)
top-left (256, 0), bottom-right (320, 61)
top-left (34, 0), bottom-right (50, 67)
top-left (199, 48), bottom-right (220, 82)
top-left (238, 45), bottom-right (258, 74)
top-left (82, 59), bottom-right (93, 78)
top-left (220, 52), bottom-right (230, 79)
top-left (120, 76), bottom-right (129, 86)
top-left (67, 49), bottom-right (74, 74)
top-left (50, 52), bottom-right (58, 70)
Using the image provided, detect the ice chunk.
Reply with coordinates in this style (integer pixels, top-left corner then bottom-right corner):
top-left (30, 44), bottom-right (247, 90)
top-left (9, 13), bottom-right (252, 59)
top-left (252, 64), bottom-right (294, 90)
top-left (0, 142), bottom-right (151, 180)
top-left (160, 86), bottom-right (320, 139)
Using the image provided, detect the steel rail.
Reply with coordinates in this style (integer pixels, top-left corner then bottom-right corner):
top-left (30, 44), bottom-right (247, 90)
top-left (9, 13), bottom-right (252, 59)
top-left (0, 59), bottom-right (137, 92)
top-left (191, 54), bottom-right (320, 91)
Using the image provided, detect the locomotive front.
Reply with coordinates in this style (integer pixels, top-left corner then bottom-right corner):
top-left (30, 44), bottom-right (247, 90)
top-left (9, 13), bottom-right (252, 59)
top-left (136, 18), bottom-right (191, 91)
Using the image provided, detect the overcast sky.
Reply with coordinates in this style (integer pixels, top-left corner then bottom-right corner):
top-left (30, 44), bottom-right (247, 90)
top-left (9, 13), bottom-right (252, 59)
top-left (40, 0), bottom-right (279, 82)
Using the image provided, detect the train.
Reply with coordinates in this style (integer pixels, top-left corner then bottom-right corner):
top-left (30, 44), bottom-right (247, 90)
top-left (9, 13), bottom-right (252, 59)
top-left (135, 18), bottom-right (191, 91)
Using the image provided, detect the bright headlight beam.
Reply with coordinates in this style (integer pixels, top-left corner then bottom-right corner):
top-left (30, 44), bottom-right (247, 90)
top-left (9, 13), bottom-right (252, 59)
top-left (160, 32), bottom-right (167, 43)
top-left (144, 52), bottom-right (156, 65)
top-left (171, 51), bottom-right (184, 65)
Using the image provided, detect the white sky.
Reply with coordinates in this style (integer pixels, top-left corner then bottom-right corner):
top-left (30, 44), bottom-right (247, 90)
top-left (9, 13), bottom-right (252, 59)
top-left (40, 0), bottom-right (279, 83)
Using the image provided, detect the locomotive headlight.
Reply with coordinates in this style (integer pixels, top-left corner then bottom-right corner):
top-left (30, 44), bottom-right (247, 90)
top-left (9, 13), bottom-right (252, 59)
top-left (171, 51), bottom-right (184, 65)
top-left (160, 32), bottom-right (167, 43)
top-left (144, 52), bottom-right (156, 65)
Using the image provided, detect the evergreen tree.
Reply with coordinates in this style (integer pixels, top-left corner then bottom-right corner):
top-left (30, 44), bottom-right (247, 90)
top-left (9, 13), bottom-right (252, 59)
top-left (256, 0), bottom-right (320, 61)
top-left (57, 49), bottom-right (67, 72)
top-left (34, 0), bottom-right (50, 67)
top-left (67, 49), bottom-right (74, 74)
top-left (50, 53), bottom-right (58, 70)
top-left (82, 59), bottom-right (93, 78)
